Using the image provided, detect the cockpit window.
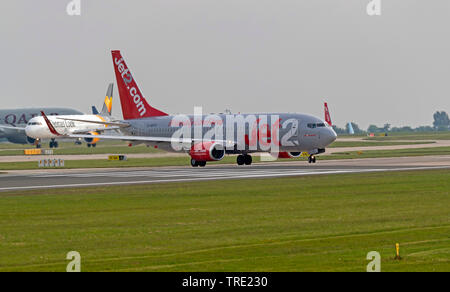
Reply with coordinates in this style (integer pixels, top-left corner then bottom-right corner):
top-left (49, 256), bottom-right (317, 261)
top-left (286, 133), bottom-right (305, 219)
top-left (307, 123), bottom-right (327, 128)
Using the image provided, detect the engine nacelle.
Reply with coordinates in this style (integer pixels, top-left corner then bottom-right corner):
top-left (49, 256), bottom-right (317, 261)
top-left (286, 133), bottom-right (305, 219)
top-left (189, 142), bottom-right (225, 161)
top-left (84, 131), bottom-right (100, 144)
top-left (26, 136), bottom-right (36, 144)
top-left (278, 152), bottom-right (302, 159)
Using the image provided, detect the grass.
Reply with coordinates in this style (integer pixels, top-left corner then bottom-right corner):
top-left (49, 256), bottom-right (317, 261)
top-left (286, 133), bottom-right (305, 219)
top-left (328, 141), bottom-right (434, 148)
top-left (0, 141), bottom-right (162, 156)
top-left (1, 146), bottom-right (450, 171)
top-left (363, 131), bottom-right (450, 141)
top-left (0, 169), bottom-right (448, 272)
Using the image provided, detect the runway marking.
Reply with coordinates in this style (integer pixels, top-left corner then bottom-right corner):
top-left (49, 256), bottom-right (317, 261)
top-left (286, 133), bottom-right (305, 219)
top-left (32, 169), bottom-right (317, 179)
top-left (0, 166), bottom-right (449, 192)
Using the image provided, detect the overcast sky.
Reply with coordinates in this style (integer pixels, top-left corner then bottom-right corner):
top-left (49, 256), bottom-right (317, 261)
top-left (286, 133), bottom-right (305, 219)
top-left (1, 0), bottom-right (449, 128)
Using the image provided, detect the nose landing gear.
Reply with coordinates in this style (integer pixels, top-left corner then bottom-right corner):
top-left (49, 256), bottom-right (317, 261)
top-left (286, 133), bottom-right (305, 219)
top-left (308, 155), bottom-right (316, 164)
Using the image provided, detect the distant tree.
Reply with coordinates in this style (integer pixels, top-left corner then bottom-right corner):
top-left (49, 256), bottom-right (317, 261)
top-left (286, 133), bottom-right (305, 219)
top-left (433, 111), bottom-right (450, 129)
top-left (416, 126), bottom-right (434, 132)
top-left (367, 125), bottom-right (381, 133)
top-left (332, 125), bottom-right (346, 135)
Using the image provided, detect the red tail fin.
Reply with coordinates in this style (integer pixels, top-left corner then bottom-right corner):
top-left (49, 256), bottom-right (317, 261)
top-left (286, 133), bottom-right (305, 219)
top-left (111, 50), bottom-right (168, 120)
top-left (40, 111), bottom-right (61, 136)
top-left (324, 102), bottom-right (332, 126)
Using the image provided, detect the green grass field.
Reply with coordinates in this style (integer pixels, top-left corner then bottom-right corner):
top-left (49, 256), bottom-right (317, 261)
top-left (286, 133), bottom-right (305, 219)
top-left (328, 141), bottom-right (434, 148)
top-left (363, 131), bottom-right (450, 141)
top-left (0, 169), bottom-right (448, 272)
top-left (1, 146), bottom-right (450, 171)
top-left (0, 141), bottom-right (162, 156)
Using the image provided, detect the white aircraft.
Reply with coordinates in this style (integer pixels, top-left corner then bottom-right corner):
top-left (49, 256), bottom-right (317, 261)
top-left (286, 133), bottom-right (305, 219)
top-left (25, 83), bottom-right (116, 148)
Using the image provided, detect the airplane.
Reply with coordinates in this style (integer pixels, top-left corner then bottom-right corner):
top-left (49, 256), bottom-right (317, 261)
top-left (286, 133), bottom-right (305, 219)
top-left (0, 108), bottom-right (83, 147)
top-left (25, 83), bottom-right (115, 148)
top-left (37, 50), bottom-right (337, 167)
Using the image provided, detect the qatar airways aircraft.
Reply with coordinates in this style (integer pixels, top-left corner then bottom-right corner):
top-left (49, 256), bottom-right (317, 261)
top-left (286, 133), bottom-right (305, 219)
top-left (0, 108), bottom-right (82, 147)
top-left (32, 50), bottom-right (337, 167)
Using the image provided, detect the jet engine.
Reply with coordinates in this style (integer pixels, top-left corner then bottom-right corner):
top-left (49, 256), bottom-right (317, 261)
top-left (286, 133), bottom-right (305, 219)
top-left (84, 131), bottom-right (100, 144)
top-left (189, 142), bottom-right (225, 161)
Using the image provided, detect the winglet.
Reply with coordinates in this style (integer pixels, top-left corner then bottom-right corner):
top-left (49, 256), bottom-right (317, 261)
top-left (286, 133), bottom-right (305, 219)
top-left (324, 102), bottom-right (332, 126)
top-left (40, 111), bottom-right (62, 136)
top-left (92, 106), bottom-right (99, 115)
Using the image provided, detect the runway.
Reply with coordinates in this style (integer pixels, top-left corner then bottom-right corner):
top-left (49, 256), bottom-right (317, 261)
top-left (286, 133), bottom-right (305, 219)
top-left (1, 156), bottom-right (449, 192)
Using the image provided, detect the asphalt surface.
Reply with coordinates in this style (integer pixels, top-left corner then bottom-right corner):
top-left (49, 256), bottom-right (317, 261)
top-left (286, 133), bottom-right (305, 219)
top-left (1, 139), bottom-right (449, 163)
top-left (0, 156), bottom-right (449, 192)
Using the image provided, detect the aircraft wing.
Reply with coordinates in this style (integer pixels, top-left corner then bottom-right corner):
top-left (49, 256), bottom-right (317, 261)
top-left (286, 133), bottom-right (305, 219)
top-left (71, 126), bottom-right (122, 134)
top-left (67, 133), bottom-right (235, 147)
top-left (41, 111), bottom-right (235, 147)
top-left (0, 125), bottom-right (26, 132)
top-left (55, 117), bottom-right (130, 128)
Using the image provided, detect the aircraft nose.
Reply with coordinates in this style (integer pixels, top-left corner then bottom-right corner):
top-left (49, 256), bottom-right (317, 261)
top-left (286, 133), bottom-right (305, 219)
top-left (325, 128), bottom-right (337, 145)
top-left (25, 125), bottom-right (34, 138)
top-left (25, 124), bottom-right (38, 139)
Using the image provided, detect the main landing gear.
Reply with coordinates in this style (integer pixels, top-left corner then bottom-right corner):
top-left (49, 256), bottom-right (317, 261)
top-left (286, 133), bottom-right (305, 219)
top-left (237, 154), bottom-right (252, 166)
top-left (87, 143), bottom-right (97, 148)
top-left (191, 159), bottom-right (207, 167)
top-left (308, 155), bottom-right (317, 164)
top-left (49, 139), bottom-right (59, 148)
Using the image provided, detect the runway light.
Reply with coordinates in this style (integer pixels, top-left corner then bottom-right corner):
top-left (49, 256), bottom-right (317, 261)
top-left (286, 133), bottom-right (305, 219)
top-left (395, 243), bottom-right (402, 260)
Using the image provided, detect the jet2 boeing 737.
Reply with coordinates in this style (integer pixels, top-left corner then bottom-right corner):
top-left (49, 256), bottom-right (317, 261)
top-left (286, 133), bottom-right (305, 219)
top-left (35, 50), bottom-right (337, 167)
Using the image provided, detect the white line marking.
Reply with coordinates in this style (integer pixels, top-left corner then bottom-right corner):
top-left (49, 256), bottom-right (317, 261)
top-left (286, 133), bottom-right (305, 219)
top-left (1, 166), bottom-right (449, 192)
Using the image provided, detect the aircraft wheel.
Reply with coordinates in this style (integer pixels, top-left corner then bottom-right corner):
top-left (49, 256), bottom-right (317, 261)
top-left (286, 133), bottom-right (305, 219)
top-left (87, 144), bottom-right (91, 148)
top-left (54, 142), bottom-right (59, 148)
top-left (92, 144), bottom-right (97, 148)
top-left (49, 141), bottom-right (54, 148)
top-left (244, 155), bottom-right (252, 165)
top-left (312, 156), bottom-right (316, 163)
top-left (237, 155), bottom-right (245, 166)
top-left (199, 161), bottom-right (207, 167)
top-left (191, 159), bottom-right (199, 167)
top-left (36, 144), bottom-right (41, 149)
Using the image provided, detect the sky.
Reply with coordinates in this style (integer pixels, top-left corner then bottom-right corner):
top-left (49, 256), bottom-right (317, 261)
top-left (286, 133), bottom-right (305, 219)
top-left (0, 0), bottom-right (449, 129)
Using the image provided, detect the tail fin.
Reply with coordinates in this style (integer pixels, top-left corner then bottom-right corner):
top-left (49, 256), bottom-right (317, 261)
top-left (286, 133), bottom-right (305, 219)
top-left (324, 102), bottom-right (332, 126)
top-left (100, 83), bottom-right (114, 116)
top-left (111, 50), bottom-right (168, 120)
